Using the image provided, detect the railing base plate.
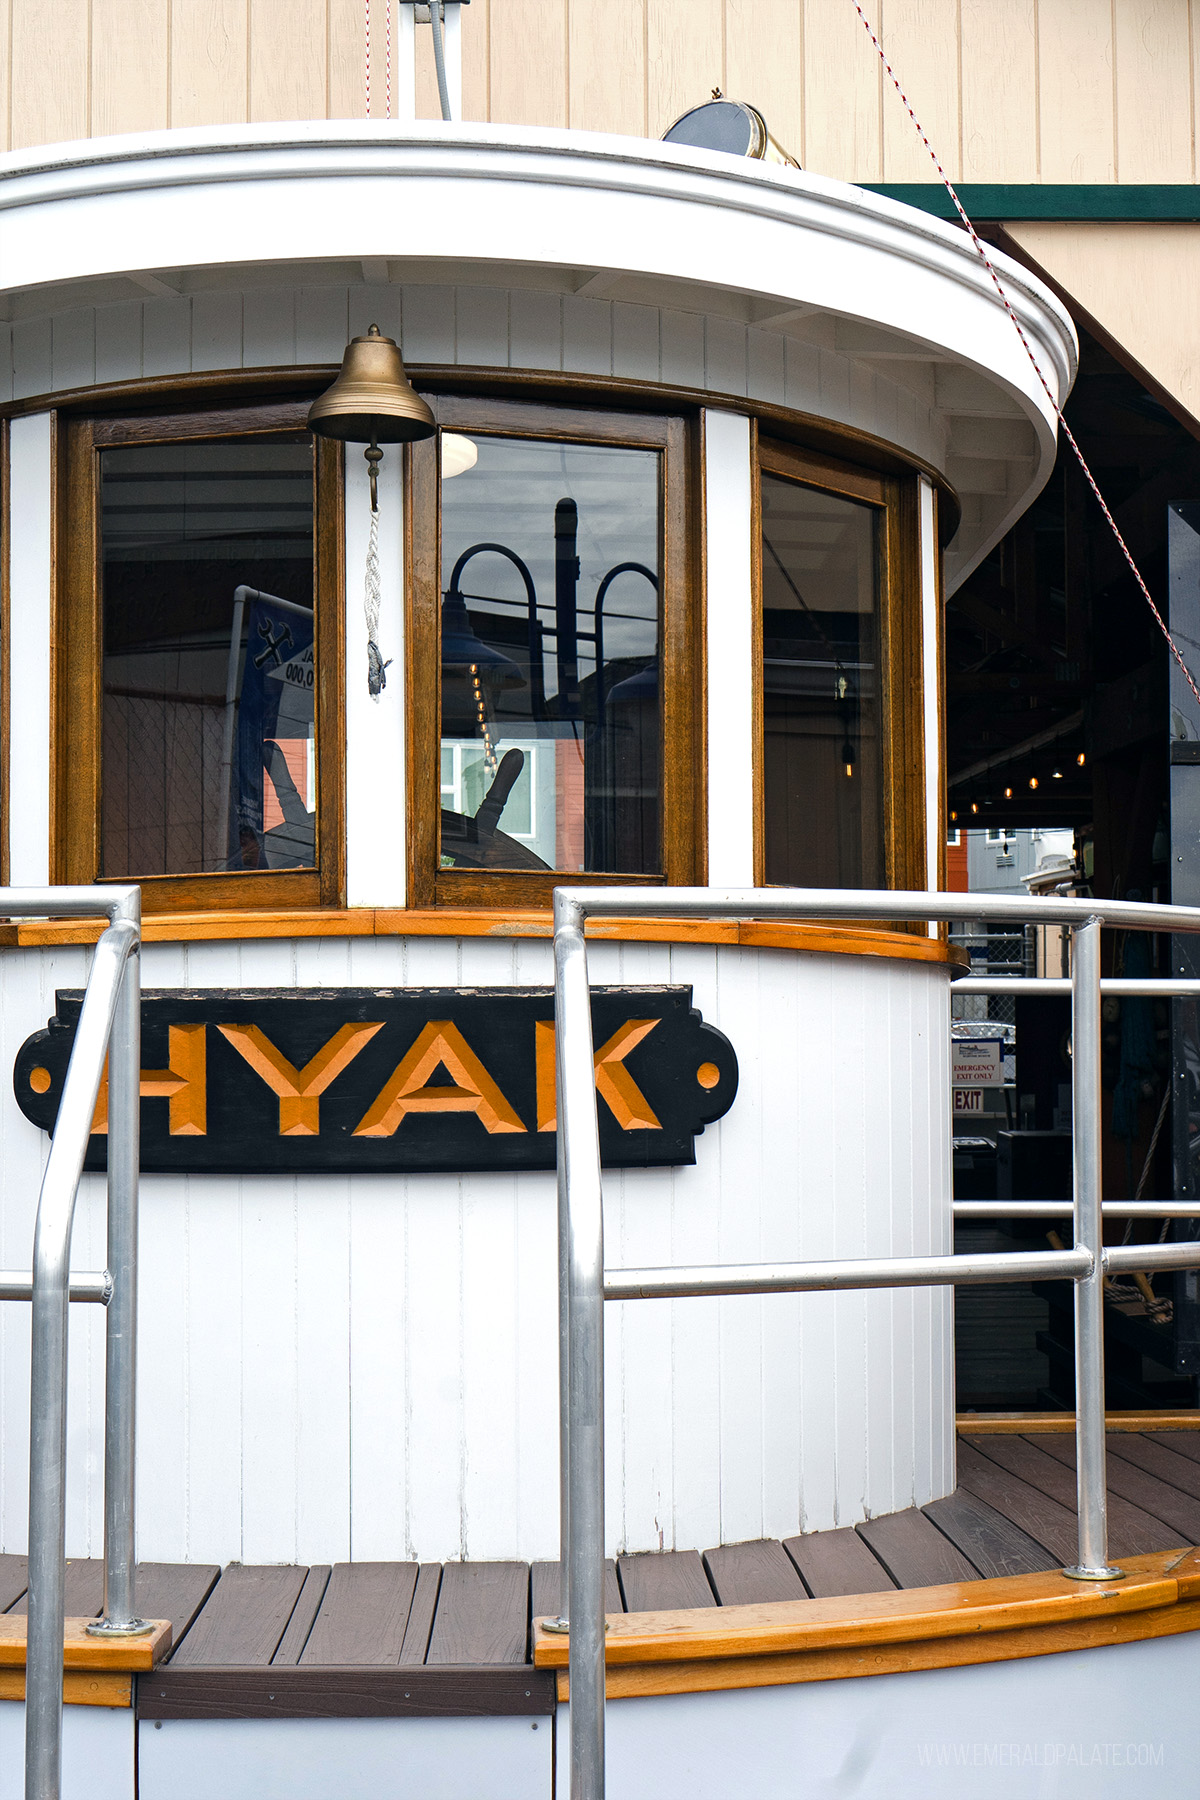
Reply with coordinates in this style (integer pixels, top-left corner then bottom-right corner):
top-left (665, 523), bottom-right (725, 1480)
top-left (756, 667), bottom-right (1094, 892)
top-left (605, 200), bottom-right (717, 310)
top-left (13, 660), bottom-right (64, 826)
top-left (1060, 1565), bottom-right (1125, 1581)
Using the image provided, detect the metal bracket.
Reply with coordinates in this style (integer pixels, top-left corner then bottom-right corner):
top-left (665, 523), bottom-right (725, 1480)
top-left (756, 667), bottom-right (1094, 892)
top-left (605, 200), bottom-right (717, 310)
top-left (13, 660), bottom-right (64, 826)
top-left (400, 1), bottom-right (469, 15)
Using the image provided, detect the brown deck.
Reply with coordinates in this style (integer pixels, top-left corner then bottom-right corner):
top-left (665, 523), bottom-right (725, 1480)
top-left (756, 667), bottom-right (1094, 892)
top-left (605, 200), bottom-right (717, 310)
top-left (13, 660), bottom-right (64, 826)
top-left (10, 1427), bottom-right (1192, 1718)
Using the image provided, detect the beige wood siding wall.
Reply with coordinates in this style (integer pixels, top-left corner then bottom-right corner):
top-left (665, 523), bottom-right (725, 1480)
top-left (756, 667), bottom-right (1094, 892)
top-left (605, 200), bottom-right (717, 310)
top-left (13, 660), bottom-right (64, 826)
top-left (0, 0), bottom-right (1195, 182)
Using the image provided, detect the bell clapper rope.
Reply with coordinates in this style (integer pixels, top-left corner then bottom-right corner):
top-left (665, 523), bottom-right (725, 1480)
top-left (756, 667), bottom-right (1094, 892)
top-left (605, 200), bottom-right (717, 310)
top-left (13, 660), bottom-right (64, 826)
top-left (364, 438), bottom-right (391, 701)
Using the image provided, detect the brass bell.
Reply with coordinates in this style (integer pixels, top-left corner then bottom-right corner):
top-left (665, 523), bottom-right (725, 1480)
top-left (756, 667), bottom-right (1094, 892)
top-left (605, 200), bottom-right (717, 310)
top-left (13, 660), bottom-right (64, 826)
top-left (309, 323), bottom-right (435, 511)
top-left (308, 323), bottom-right (436, 444)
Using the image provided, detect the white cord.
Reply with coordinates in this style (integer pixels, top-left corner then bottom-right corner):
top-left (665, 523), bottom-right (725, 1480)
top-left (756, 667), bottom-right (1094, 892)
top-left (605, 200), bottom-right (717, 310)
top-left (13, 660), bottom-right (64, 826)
top-left (364, 505), bottom-right (390, 699)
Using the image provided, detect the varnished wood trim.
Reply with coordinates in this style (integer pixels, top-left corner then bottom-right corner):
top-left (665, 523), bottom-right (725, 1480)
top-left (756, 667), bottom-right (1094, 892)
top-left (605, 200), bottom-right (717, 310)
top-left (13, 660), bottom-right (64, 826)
top-left (405, 426), bottom-right (439, 911)
top-left (0, 1614), bottom-right (171, 1671)
top-left (555, 1594), bottom-right (1200, 1701)
top-left (410, 394), bottom-right (701, 907)
top-left (759, 437), bottom-right (888, 507)
top-left (0, 1671), bottom-right (133, 1708)
top-left (749, 417), bottom-right (765, 885)
top-left (0, 366), bottom-right (962, 543)
top-left (534, 1564), bottom-right (1179, 1669)
top-left (754, 440), bottom-right (925, 928)
top-left (886, 472), bottom-right (927, 918)
top-left (694, 408), bottom-right (709, 886)
top-left (958, 1410), bottom-right (1200, 1433)
top-left (54, 401), bottom-right (345, 912)
top-left (0, 418), bottom-right (9, 887)
top-left (540, 1551), bottom-right (1200, 1698)
top-left (0, 908), bottom-right (970, 965)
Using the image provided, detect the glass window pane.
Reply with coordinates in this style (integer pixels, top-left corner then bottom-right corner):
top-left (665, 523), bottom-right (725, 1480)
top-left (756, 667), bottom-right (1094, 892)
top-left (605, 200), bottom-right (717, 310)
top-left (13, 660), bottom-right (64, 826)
top-left (760, 474), bottom-right (884, 887)
top-left (438, 433), bottom-right (661, 874)
top-left (99, 435), bottom-right (316, 879)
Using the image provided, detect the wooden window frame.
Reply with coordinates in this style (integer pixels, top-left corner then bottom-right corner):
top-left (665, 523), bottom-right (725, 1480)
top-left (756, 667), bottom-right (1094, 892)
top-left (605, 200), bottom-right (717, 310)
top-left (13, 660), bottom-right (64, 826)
top-left (753, 436), bottom-right (924, 909)
top-left (54, 399), bottom-right (346, 913)
top-left (406, 393), bottom-right (701, 910)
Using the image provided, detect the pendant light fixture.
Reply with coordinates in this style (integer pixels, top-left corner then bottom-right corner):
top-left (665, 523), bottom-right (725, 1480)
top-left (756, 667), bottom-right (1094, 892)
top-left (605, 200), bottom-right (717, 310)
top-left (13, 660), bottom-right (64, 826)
top-left (309, 324), bottom-right (436, 698)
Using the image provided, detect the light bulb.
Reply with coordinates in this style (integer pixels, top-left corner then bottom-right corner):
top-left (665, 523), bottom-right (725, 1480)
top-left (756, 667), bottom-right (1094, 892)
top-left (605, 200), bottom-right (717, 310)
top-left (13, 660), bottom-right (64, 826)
top-left (441, 433), bottom-right (479, 479)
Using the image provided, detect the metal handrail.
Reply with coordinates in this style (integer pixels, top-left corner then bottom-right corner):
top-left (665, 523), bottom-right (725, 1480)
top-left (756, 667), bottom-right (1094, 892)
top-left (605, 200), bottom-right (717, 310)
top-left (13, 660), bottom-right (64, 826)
top-left (550, 885), bottom-right (1200, 1800)
top-left (0, 887), bottom-right (144, 1800)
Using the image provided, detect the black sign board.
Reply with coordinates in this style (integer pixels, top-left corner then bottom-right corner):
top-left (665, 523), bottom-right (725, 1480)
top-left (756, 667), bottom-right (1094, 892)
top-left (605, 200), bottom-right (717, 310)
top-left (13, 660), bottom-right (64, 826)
top-left (14, 988), bottom-right (737, 1175)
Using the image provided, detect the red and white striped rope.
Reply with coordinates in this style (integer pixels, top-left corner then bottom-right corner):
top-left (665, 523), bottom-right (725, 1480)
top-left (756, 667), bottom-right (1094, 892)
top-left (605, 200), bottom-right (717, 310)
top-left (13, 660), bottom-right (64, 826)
top-left (365, 0), bottom-right (371, 116)
top-left (385, 0), bottom-right (392, 118)
top-left (849, 0), bottom-right (1200, 716)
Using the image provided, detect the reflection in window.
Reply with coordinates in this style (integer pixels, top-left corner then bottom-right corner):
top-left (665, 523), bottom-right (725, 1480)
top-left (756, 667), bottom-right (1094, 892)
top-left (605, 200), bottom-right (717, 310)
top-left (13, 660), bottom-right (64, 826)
top-left (761, 475), bottom-right (883, 887)
top-left (438, 435), bottom-right (661, 873)
top-left (99, 437), bottom-right (316, 879)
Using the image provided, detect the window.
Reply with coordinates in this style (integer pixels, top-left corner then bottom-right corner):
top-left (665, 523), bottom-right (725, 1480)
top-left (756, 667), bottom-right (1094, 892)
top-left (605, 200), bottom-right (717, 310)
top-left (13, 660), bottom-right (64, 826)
top-left (407, 395), bottom-right (699, 907)
top-left (57, 401), bottom-right (344, 911)
top-left (755, 438), bottom-right (923, 894)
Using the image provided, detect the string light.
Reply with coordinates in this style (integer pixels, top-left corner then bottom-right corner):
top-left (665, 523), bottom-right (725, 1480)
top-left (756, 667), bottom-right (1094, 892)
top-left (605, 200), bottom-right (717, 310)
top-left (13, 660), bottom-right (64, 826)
top-left (470, 662), bottom-right (498, 774)
top-left (1077, 751), bottom-right (1086, 767)
top-left (1029, 775), bottom-right (1039, 791)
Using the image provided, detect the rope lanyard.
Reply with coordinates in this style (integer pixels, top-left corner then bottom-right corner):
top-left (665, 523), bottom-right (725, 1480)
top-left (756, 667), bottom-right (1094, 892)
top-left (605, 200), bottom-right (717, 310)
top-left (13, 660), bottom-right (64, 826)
top-left (849, 1), bottom-right (1200, 718)
top-left (365, 0), bottom-right (393, 119)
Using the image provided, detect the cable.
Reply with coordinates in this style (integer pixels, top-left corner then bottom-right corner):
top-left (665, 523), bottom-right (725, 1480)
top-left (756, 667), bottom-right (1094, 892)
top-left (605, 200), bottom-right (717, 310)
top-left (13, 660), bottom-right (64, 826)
top-left (848, 1), bottom-right (1200, 720)
top-left (430, 0), bottom-right (453, 122)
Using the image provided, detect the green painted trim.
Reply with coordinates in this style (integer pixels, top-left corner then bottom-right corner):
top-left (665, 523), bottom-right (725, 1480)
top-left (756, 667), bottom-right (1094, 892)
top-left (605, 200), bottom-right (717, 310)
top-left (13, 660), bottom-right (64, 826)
top-left (864, 183), bottom-right (1200, 221)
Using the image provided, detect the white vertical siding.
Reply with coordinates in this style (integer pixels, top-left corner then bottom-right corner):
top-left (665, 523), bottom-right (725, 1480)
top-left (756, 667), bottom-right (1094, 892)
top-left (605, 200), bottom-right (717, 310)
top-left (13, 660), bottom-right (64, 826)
top-left (703, 410), bottom-right (755, 888)
top-left (0, 282), bottom-right (947, 480)
top-left (6, 412), bottom-right (53, 886)
top-left (344, 437), bottom-right (407, 908)
top-left (0, 936), bottom-right (953, 1565)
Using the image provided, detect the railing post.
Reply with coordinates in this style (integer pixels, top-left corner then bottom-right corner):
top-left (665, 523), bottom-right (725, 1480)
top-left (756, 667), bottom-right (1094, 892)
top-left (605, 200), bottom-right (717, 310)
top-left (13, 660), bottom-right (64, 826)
top-left (89, 905), bottom-right (149, 1638)
top-left (554, 893), bottom-right (607, 1800)
top-left (26, 921), bottom-right (136, 1800)
top-left (1064, 916), bottom-right (1122, 1580)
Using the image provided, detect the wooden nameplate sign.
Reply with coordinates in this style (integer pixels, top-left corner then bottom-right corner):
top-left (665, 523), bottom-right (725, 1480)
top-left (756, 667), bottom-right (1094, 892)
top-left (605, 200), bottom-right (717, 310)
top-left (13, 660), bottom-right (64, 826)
top-left (14, 987), bottom-right (738, 1174)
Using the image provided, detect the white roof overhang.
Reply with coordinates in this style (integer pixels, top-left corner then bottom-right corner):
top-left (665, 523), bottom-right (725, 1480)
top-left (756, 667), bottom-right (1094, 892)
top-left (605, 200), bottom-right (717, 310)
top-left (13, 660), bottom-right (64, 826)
top-left (0, 121), bottom-right (1077, 591)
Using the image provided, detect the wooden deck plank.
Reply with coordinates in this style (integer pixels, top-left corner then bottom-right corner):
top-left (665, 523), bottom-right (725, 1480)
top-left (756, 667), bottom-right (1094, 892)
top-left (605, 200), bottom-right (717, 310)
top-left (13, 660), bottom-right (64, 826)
top-left (1145, 1431), bottom-right (1200, 1467)
top-left (0, 1556), bottom-right (27, 1613)
top-left (301, 1564), bottom-right (418, 1666)
top-left (960, 1435), bottom-right (1179, 1557)
top-left (783, 1528), bottom-right (895, 1598)
top-left (1108, 1433), bottom-right (1200, 1500)
top-left (1034, 1433), bottom-right (1200, 1544)
top-left (618, 1551), bottom-right (715, 1613)
top-left (922, 1492), bottom-right (1058, 1578)
top-left (529, 1559), bottom-right (623, 1621)
top-left (425, 1563), bottom-right (529, 1665)
top-left (134, 1564), bottom-right (221, 1652)
top-left (399, 1565), bottom-right (442, 1666)
top-left (167, 1566), bottom-right (309, 1667)
top-left (10, 1560), bottom-right (104, 1619)
top-left (856, 1509), bottom-right (979, 1589)
top-left (703, 1541), bottom-right (810, 1606)
top-left (271, 1567), bottom-right (330, 1666)
top-left (953, 1441), bottom-right (1084, 1564)
top-left (138, 1665), bottom-right (556, 1719)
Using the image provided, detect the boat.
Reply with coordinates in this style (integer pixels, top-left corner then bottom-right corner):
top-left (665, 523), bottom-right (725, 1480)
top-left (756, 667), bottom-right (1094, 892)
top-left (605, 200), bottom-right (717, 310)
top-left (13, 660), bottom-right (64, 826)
top-left (0, 43), bottom-right (1195, 1800)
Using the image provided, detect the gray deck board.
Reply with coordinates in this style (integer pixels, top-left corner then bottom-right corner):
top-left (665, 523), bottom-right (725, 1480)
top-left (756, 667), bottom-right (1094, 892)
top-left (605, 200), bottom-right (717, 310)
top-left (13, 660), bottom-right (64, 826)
top-left (125, 1424), bottom-right (1200, 1709)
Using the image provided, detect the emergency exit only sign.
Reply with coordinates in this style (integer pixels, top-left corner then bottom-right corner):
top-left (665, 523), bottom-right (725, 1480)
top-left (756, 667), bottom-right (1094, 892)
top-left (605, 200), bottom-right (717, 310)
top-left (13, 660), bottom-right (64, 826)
top-left (952, 1039), bottom-right (1002, 1113)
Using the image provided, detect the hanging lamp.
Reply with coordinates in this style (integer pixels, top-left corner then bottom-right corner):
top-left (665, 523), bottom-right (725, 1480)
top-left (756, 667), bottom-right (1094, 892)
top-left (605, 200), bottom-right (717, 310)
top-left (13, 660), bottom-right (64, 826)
top-left (309, 324), bottom-right (436, 697)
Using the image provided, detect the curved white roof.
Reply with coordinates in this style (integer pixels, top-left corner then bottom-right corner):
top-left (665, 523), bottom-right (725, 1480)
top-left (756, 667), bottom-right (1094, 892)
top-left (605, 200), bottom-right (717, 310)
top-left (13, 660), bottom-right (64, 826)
top-left (0, 121), bottom-right (1077, 587)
